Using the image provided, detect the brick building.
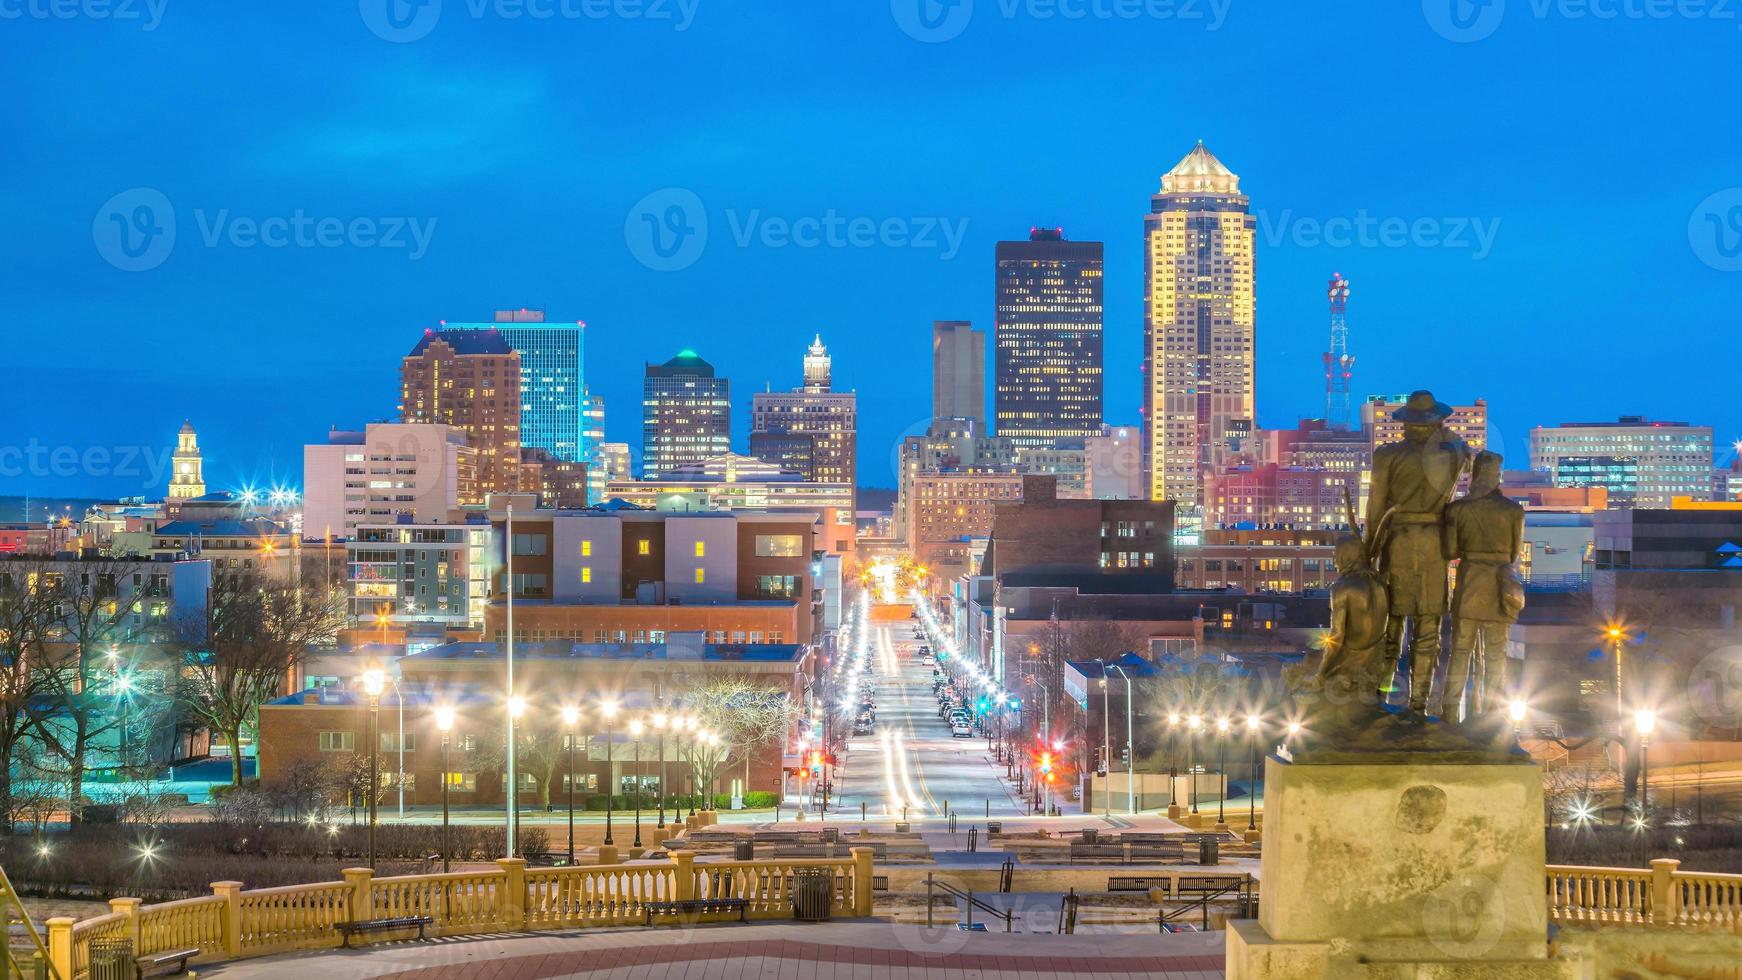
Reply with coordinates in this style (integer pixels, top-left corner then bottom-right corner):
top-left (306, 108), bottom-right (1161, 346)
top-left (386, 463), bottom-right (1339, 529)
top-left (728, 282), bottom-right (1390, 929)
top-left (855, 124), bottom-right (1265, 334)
top-left (401, 330), bottom-right (523, 501)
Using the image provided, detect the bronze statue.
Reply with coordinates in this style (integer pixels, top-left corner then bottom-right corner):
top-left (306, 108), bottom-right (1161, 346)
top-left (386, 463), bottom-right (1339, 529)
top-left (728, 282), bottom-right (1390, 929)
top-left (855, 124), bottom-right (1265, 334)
top-left (1316, 535), bottom-right (1391, 720)
top-left (1441, 450), bottom-right (1526, 721)
top-left (1368, 390), bottom-right (1473, 714)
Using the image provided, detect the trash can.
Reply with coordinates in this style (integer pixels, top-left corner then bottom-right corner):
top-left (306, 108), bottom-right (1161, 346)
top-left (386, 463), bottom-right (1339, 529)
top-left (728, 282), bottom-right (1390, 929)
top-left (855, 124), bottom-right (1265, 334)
top-left (1079, 828), bottom-right (1099, 845)
top-left (821, 827), bottom-right (839, 844)
top-left (986, 821), bottom-right (1002, 836)
top-left (734, 839), bottom-right (755, 861)
top-left (791, 867), bottom-right (833, 921)
top-left (1198, 837), bottom-right (1220, 866)
top-left (89, 939), bottom-right (132, 980)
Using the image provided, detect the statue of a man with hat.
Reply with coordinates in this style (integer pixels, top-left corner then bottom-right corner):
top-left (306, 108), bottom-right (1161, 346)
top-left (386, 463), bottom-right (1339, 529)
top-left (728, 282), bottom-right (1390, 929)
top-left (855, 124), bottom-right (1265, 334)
top-left (1367, 390), bottom-right (1473, 714)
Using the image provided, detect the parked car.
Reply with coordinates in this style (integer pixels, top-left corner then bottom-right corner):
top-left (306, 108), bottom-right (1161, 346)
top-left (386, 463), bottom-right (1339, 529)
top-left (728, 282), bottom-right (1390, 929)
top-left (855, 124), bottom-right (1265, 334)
top-left (853, 718), bottom-right (874, 736)
top-left (951, 719), bottom-right (974, 738)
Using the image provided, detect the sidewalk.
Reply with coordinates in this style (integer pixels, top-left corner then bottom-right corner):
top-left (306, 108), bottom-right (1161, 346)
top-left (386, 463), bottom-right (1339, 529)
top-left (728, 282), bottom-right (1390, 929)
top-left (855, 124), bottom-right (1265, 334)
top-left (197, 921), bottom-right (1226, 979)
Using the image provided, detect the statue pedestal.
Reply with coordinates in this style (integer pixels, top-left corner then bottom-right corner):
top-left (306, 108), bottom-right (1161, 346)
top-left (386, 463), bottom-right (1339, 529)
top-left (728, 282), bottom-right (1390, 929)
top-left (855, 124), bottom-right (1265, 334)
top-left (1226, 753), bottom-right (1574, 978)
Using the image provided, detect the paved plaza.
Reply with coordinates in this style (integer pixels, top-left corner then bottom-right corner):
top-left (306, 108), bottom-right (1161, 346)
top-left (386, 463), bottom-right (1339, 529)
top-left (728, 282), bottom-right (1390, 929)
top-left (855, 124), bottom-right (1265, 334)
top-left (196, 922), bottom-right (1226, 979)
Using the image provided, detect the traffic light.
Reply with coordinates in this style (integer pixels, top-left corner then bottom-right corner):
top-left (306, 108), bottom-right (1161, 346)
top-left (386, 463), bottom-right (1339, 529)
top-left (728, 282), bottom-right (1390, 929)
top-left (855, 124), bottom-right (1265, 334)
top-left (1038, 752), bottom-right (1053, 776)
top-left (1120, 744), bottom-right (1131, 765)
top-left (810, 751), bottom-right (824, 775)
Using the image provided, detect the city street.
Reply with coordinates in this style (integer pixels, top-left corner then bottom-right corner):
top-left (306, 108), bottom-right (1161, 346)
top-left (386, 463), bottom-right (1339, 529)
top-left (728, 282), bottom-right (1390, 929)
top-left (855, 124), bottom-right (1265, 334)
top-left (829, 617), bottom-right (1026, 819)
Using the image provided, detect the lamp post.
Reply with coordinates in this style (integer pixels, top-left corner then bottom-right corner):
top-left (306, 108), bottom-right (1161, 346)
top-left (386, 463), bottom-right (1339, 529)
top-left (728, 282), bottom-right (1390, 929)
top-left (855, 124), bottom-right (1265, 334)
top-left (507, 696), bottom-right (526, 854)
top-left (685, 717), bottom-right (700, 818)
top-left (362, 667), bottom-right (386, 869)
top-left (629, 718), bottom-right (645, 848)
top-left (505, 501), bottom-right (518, 860)
top-left (562, 706), bottom-right (580, 865)
top-left (1635, 709), bottom-right (1656, 827)
top-left (1098, 669), bottom-right (1111, 819)
top-left (1244, 714), bottom-right (1260, 831)
top-left (1188, 715), bottom-right (1202, 814)
top-left (653, 712), bottom-right (669, 828)
top-left (1215, 717), bottom-right (1231, 825)
top-left (600, 700), bottom-right (618, 845)
top-left (1111, 664), bottom-right (1135, 815)
top-left (1166, 713), bottom-right (1180, 809)
top-left (435, 706), bottom-right (454, 872)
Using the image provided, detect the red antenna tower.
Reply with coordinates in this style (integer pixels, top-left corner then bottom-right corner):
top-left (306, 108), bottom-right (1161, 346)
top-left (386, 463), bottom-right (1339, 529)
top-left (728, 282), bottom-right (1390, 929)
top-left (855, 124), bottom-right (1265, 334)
top-left (1323, 273), bottom-right (1354, 429)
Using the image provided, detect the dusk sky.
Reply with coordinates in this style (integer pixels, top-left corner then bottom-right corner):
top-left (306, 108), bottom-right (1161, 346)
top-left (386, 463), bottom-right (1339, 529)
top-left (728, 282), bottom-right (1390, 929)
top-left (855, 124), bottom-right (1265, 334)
top-left (4, 0), bottom-right (1739, 498)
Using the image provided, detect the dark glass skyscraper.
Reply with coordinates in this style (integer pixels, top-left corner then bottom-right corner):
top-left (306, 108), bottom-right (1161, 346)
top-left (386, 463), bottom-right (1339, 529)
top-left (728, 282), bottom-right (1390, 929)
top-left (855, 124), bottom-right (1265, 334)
top-left (994, 228), bottom-right (1104, 449)
top-left (642, 350), bottom-right (731, 478)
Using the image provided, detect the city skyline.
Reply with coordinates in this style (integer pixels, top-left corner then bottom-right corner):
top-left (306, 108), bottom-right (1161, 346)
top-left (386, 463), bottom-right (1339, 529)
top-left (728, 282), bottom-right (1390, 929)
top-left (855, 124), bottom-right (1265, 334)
top-left (4, 4), bottom-right (1741, 497)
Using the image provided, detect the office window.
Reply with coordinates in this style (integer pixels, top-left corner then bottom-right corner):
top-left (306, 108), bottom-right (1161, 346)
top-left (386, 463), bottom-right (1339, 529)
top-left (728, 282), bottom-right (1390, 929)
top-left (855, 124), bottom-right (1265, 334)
top-left (694, 541), bottom-right (705, 557)
top-left (379, 733), bottom-right (417, 753)
top-left (319, 731), bottom-right (355, 752)
top-left (581, 567), bottom-right (592, 584)
top-left (637, 539), bottom-right (651, 556)
top-left (581, 540), bottom-right (593, 557)
top-left (694, 567), bottom-right (705, 584)
top-left (512, 534), bottom-right (547, 556)
top-left (446, 772), bottom-right (478, 792)
top-left (754, 534), bottom-right (804, 557)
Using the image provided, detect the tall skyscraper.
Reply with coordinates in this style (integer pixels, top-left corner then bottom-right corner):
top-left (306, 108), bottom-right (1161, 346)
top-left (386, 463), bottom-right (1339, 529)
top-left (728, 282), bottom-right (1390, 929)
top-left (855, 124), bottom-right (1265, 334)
top-left (1143, 142), bottom-right (1257, 508)
top-left (401, 330), bottom-right (523, 500)
top-left (931, 320), bottom-right (985, 424)
top-left (443, 310), bottom-right (589, 465)
top-left (994, 228), bottom-right (1104, 448)
top-left (642, 350), bottom-right (731, 478)
top-left (750, 336), bottom-right (857, 493)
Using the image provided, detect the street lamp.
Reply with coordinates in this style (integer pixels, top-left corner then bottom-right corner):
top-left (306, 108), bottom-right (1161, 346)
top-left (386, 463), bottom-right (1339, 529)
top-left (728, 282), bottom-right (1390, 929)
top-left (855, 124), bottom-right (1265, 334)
top-left (1244, 714), bottom-right (1261, 831)
top-left (1110, 664), bottom-right (1135, 816)
top-left (1215, 717), bottom-right (1231, 826)
top-left (599, 699), bottom-right (618, 845)
top-left (1635, 709), bottom-right (1656, 826)
top-left (653, 711), bottom-right (669, 828)
top-left (684, 716), bottom-right (700, 818)
top-left (561, 705), bottom-right (581, 864)
top-left (434, 706), bottom-right (454, 872)
top-left (508, 696), bottom-right (526, 854)
top-left (1166, 713), bottom-right (1180, 810)
top-left (629, 718), bottom-right (646, 848)
top-left (1187, 715), bottom-right (1202, 814)
top-left (362, 667), bottom-right (386, 869)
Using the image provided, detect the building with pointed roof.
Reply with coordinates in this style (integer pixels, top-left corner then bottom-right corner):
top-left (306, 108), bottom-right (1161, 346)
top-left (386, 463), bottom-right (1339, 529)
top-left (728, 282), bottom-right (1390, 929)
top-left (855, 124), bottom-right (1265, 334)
top-left (750, 336), bottom-right (857, 502)
top-left (1143, 141), bottom-right (1257, 510)
top-left (168, 420), bottom-right (206, 502)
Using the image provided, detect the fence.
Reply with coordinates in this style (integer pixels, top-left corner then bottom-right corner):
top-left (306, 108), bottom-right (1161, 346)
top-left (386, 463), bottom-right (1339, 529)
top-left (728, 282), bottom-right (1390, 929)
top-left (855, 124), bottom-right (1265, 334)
top-left (1546, 859), bottom-right (1742, 931)
top-left (43, 849), bottom-right (874, 979)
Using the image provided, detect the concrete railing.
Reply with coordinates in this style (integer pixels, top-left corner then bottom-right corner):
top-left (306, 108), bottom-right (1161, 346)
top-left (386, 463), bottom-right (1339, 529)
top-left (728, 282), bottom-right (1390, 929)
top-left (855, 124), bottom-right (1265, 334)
top-left (44, 848), bottom-right (875, 979)
top-left (1547, 859), bottom-right (1742, 931)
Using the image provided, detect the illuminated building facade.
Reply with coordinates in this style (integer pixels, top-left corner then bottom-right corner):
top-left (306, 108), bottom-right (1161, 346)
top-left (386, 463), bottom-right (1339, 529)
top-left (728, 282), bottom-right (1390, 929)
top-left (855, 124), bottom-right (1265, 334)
top-left (1203, 463), bottom-right (1361, 531)
top-left (1143, 142), bottom-right (1257, 508)
top-left (642, 350), bottom-right (731, 478)
top-left (905, 471), bottom-right (1026, 580)
top-left (443, 310), bottom-right (589, 470)
top-left (1363, 395), bottom-right (1489, 453)
top-left (303, 422), bottom-right (476, 540)
top-left (400, 330), bottom-right (523, 500)
top-left (994, 228), bottom-right (1103, 449)
top-left (1530, 417), bottom-right (1715, 509)
top-left (347, 519), bottom-right (493, 630)
top-left (168, 421), bottom-right (206, 502)
top-left (749, 336), bottom-right (857, 495)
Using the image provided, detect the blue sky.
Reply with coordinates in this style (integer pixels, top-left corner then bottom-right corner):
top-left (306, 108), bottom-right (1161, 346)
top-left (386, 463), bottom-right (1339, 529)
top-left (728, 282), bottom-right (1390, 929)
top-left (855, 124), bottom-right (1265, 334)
top-left (3, 0), bottom-right (1739, 498)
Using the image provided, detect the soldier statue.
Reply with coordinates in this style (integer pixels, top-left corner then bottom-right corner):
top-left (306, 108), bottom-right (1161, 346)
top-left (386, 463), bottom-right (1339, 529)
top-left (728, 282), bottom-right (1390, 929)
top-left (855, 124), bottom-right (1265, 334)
top-left (1367, 390), bottom-right (1473, 714)
top-left (1441, 450), bottom-right (1526, 721)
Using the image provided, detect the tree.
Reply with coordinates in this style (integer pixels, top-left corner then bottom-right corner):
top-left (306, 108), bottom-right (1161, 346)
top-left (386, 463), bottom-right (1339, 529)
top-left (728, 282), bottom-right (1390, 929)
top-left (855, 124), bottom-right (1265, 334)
top-left (35, 559), bottom-right (146, 822)
top-left (174, 570), bottom-right (344, 786)
top-left (0, 561), bottom-right (55, 829)
top-left (676, 675), bottom-right (803, 802)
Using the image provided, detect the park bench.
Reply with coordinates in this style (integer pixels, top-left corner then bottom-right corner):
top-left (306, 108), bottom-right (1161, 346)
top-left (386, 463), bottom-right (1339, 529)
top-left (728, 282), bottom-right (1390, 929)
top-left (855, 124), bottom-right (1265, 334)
top-left (1175, 875), bottom-right (1245, 899)
top-left (335, 915), bottom-right (434, 948)
top-left (1107, 876), bottom-right (1170, 893)
top-left (134, 947), bottom-right (200, 978)
top-left (1068, 843), bottom-right (1128, 864)
top-left (645, 897), bottom-right (749, 925)
top-left (773, 842), bottom-right (887, 860)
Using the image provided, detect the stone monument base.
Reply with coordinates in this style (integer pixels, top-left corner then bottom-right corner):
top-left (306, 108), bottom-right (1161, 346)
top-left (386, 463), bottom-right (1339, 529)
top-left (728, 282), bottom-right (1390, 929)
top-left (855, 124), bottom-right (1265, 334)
top-left (1225, 753), bottom-right (1574, 979)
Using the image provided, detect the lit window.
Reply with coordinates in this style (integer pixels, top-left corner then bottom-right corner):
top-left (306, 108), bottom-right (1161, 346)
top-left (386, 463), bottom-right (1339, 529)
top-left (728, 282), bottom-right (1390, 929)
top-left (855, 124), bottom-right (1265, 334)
top-left (581, 567), bottom-right (592, 584)
top-left (638, 539), bottom-right (651, 556)
top-left (694, 568), bottom-right (705, 584)
top-left (581, 540), bottom-right (592, 557)
top-left (694, 541), bottom-right (705, 557)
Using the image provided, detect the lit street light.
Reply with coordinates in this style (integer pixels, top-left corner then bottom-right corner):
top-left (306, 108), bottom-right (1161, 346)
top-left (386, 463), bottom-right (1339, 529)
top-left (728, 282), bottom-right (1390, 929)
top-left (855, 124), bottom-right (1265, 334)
top-left (1215, 717), bottom-right (1231, 826)
top-left (653, 711), bottom-right (669, 828)
top-left (508, 696), bottom-right (526, 854)
top-left (599, 699), bottom-right (618, 845)
top-left (1635, 709), bottom-right (1657, 826)
top-left (362, 667), bottom-right (386, 869)
top-left (434, 706), bottom-right (454, 872)
top-left (1245, 714), bottom-right (1261, 831)
top-left (561, 705), bottom-right (581, 864)
top-left (629, 718), bottom-right (646, 848)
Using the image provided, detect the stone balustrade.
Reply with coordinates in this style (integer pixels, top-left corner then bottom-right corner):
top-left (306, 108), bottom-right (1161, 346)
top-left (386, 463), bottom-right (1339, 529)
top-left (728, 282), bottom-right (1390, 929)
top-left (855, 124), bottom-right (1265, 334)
top-left (1546, 859), bottom-right (1742, 931)
top-left (43, 848), bottom-right (876, 979)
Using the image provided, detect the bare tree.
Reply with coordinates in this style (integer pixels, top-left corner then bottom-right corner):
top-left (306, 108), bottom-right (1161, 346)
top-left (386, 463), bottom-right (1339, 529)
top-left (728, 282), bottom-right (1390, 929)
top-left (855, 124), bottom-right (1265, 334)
top-left (676, 675), bottom-right (803, 803)
top-left (173, 570), bottom-right (344, 786)
top-left (0, 561), bottom-right (55, 828)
